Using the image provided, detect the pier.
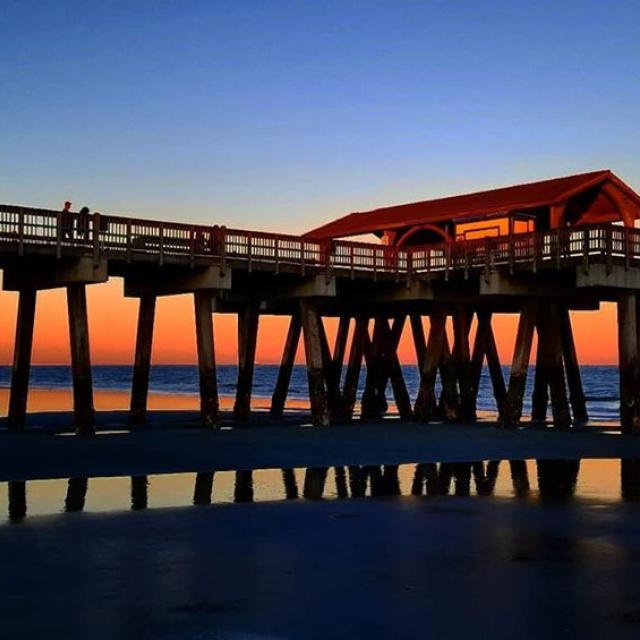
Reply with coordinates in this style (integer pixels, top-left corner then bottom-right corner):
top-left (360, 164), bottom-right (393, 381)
top-left (2, 169), bottom-right (640, 434)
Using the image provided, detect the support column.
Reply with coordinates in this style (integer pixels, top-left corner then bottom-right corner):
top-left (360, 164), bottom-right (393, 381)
top-left (318, 317), bottom-right (343, 419)
top-left (438, 332), bottom-right (460, 421)
top-left (542, 302), bottom-right (571, 429)
top-left (361, 317), bottom-right (389, 419)
top-left (193, 290), bottom-right (219, 427)
top-left (381, 317), bottom-right (413, 421)
top-left (618, 291), bottom-right (640, 435)
top-left (66, 283), bottom-right (95, 434)
top-left (129, 295), bottom-right (156, 424)
top-left (414, 308), bottom-right (446, 422)
top-left (530, 318), bottom-right (549, 425)
top-left (342, 316), bottom-right (368, 419)
top-left (485, 320), bottom-right (507, 420)
top-left (452, 307), bottom-right (475, 421)
top-left (560, 306), bottom-right (588, 424)
top-left (234, 302), bottom-right (260, 420)
top-left (270, 314), bottom-right (301, 418)
top-left (501, 300), bottom-right (537, 428)
top-left (7, 289), bottom-right (37, 430)
top-left (299, 299), bottom-right (330, 426)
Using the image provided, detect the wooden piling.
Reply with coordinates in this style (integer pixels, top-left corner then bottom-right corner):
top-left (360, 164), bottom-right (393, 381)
top-left (7, 289), bottom-right (37, 430)
top-left (617, 291), bottom-right (640, 435)
top-left (234, 302), bottom-right (260, 420)
top-left (438, 332), bottom-right (460, 421)
top-left (361, 317), bottom-right (389, 419)
top-left (130, 295), bottom-right (156, 424)
top-left (318, 316), bottom-right (343, 419)
top-left (381, 317), bottom-right (413, 420)
top-left (452, 307), bottom-right (475, 421)
top-left (414, 308), bottom-right (446, 422)
top-left (299, 299), bottom-right (330, 426)
top-left (342, 316), bottom-right (368, 419)
top-left (559, 305), bottom-right (588, 424)
top-left (530, 319), bottom-right (549, 425)
top-left (501, 300), bottom-right (537, 428)
top-left (66, 283), bottom-right (95, 434)
top-left (542, 302), bottom-right (572, 429)
top-left (193, 290), bottom-right (219, 427)
top-left (270, 314), bottom-right (301, 418)
top-left (485, 321), bottom-right (507, 420)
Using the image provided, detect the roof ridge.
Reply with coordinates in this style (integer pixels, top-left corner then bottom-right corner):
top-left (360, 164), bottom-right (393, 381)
top-left (351, 169), bottom-right (611, 215)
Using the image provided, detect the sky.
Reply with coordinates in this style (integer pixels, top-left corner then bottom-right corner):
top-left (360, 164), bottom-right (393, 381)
top-left (0, 0), bottom-right (638, 365)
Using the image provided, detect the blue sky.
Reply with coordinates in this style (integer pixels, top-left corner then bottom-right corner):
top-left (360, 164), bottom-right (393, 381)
top-left (1, 0), bottom-right (639, 233)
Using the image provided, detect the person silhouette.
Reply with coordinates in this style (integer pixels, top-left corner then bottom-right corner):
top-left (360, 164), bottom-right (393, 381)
top-left (76, 206), bottom-right (90, 241)
top-left (61, 201), bottom-right (74, 240)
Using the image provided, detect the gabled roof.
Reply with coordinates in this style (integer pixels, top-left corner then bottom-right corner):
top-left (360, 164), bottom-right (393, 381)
top-left (305, 170), bottom-right (630, 239)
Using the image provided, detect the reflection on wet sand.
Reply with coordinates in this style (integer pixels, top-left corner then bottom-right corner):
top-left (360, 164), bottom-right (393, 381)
top-left (5, 458), bottom-right (640, 522)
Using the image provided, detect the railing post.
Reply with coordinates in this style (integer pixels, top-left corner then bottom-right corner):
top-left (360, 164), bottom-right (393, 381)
top-left (531, 233), bottom-right (537, 273)
top-left (626, 227), bottom-right (631, 271)
top-left (159, 222), bottom-right (164, 266)
top-left (300, 240), bottom-right (305, 276)
top-left (189, 226), bottom-right (195, 268)
top-left (582, 227), bottom-right (589, 275)
top-left (92, 212), bottom-right (101, 266)
top-left (219, 226), bottom-right (227, 276)
top-left (394, 248), bottom-right (400, 282)
top-left (509, 234), bottom-right (515, 274)
top-left (247, 233), bottom-right (252, 273)
top-left (406, 250), bottom-right (413, 288)
top-left (56, 210), bottom-right (62, 259)
top-left (606, 225), bottom-right (613, 275)
top-left (350, 244), bottom-right (354, 280)
top-left (426, 247), bottom-right (431, 282)
top-left (17, 208), bottom-right (25, 257)
top-left (274, 237), bottom-right (280, 275)
top-left (126, 219), bottom-right (132, 263)
top-left (445, 243), bottom-right (451, 281)
top-left (324, 240), bottom-right (332, 284)
top-left (484, 236), bottom-right (491, 283)
top-left (463, 240), bottom-right (469, 280)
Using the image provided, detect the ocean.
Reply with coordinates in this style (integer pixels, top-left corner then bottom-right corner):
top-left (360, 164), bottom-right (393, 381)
top-left (0, 364), bottom-right (621, 422)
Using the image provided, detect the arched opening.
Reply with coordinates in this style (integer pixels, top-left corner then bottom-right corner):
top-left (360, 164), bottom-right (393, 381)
top-left (395, 224), bottom-right (452, 248)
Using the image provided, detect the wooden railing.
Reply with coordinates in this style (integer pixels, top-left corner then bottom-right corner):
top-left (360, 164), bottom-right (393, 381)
top-left (1, 204), bottom-right (639, 279)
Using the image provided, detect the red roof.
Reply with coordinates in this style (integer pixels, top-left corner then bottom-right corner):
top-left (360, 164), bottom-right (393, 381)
top-left (305, 170), bottom-right (616, 239)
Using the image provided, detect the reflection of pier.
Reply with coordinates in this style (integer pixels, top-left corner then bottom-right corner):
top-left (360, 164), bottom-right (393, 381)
top-left (3, 170), bottom-right (640, 433)
top-left (8, 459), bottom-right (640, 521)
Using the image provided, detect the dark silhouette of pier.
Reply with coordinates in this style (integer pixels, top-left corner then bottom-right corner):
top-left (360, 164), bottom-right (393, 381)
top-left (2, 170), bottom-right (640, 434)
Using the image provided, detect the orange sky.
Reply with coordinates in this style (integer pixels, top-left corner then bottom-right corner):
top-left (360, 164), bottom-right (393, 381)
top-left (0, 277), bottom-right (619, 367)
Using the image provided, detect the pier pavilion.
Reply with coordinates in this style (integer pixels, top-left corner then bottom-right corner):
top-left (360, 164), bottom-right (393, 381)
top-left (2, 169), bottom-right (640, 434)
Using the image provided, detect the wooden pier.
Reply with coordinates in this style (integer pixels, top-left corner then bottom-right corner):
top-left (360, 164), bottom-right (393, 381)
top-left (2, 169), bottom-right (640, 434)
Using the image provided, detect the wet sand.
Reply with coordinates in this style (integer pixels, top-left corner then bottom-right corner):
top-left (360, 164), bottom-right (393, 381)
top-left (2, 388), bottom-right (640, 638)
top-left (1, 492), bottom-right (640, 639)
top-left (0, 386), bottom-right (309, 414)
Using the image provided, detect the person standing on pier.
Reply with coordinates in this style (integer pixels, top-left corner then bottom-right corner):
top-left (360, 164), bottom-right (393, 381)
top-left (76, 206), bottom-right (90, 241)
top-left (61, 201), bottom-right (74, 240)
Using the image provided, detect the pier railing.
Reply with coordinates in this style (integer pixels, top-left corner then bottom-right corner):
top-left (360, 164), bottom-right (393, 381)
top-left (1, 204), bottom-right (639, 279)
